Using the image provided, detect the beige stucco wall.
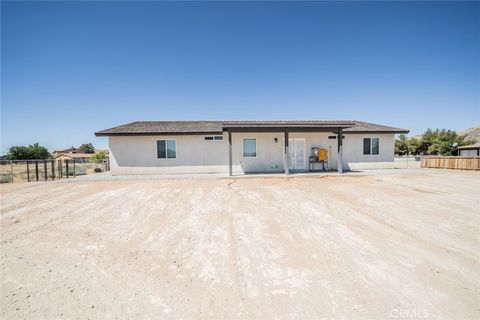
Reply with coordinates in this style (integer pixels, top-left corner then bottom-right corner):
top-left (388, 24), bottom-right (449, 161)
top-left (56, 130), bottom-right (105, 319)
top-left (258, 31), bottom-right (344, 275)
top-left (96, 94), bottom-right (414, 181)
top-left (289, 132), bottom-right (337, 170)
top-left (286, 132), bottom-right (394, 170)
top-left (109, 134), bottom-right (230, 175)
top-left (342, 133), bottom-right (395, 170)
top-left (109, 132), bottom-right (286, 175)
top-left (232, 132), bottom-right (285, 173)
top-left (108, 132), bottom-right (395, 175)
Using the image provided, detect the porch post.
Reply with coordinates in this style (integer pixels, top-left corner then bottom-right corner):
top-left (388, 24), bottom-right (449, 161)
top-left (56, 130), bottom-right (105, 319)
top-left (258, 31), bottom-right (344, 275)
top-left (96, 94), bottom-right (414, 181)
top-left (337, 128), bottom-right (343, 173)
top-left (228, 128), bottom-right (232, 176)
top-left (284, 128), bottom-right (289, 175)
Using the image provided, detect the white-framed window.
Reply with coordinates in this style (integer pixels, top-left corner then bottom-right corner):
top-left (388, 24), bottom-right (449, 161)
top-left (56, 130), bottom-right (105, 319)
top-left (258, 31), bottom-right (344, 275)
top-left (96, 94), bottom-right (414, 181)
top-left (242, 138), bottom-right (256, 157)
top-left (204, 135), bottom-right (224, 141)
top-left (363, 138), bottom-right (379, 155)
top-left (157, 139), bottom-right (176, 159)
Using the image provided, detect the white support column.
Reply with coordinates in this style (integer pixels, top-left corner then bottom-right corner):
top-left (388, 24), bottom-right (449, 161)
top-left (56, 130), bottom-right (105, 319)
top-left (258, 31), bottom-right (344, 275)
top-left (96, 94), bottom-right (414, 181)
top-left (284, 128), bottom-right (289, 175)
top-left (337, 128), bottom-right (343, 173)
top-left (228, 129), bottom-right (232, 176)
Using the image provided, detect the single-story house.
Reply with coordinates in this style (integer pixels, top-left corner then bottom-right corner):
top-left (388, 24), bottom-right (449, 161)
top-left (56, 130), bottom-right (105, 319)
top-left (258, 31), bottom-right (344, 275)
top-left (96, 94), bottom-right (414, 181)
top-left (52, 147), bottom-right (85, 157)
top-left (53, 152), bottom-right (94, 162)
top-left (95, 120), bottom-right (408, 176)
top-left (52, 147), bottom-right (95, 162)
top-left (457, 143), bottom-right (480, 156)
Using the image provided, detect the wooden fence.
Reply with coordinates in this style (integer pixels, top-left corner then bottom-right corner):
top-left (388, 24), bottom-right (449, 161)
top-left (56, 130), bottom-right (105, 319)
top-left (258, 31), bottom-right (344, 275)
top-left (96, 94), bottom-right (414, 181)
top-left (421, 156), bottom-right (479, 171)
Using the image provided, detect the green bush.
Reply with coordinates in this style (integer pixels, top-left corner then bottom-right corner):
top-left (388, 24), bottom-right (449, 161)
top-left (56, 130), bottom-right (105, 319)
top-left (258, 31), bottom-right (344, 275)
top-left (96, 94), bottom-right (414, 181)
top-left (91, 151), bottom-right (108, 164)
top-left (395, 129), bottom-right (477, 156)
top-left (4, 143), bottom-right (51, 160)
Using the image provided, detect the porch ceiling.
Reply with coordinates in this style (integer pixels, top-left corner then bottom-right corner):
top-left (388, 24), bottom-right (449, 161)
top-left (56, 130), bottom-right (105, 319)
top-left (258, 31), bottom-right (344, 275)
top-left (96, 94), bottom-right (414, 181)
top-left (222, 120), bottom-right (355, 133)
top-left (224, 127), bottom-right (348, 133)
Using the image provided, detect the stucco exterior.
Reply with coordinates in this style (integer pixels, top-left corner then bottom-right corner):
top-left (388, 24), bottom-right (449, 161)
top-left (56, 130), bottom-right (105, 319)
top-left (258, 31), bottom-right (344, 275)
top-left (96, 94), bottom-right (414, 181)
top-left (342, 133), bottom-right (395, 170)
top-left (109, 134), bottom-right (230, 175)
top-left (108, 132), bottom-right (395, 175)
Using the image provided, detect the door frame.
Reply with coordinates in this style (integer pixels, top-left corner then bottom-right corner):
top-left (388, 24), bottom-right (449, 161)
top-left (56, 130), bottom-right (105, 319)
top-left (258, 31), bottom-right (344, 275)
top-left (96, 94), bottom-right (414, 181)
top-left (288, 138), bottom-right (306, 171)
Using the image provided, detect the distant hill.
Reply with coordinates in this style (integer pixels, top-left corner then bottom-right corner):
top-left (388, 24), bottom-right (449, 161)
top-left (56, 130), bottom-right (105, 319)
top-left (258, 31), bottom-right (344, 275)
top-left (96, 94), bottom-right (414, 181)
top-left (458, 126), bottom-right (480, 142)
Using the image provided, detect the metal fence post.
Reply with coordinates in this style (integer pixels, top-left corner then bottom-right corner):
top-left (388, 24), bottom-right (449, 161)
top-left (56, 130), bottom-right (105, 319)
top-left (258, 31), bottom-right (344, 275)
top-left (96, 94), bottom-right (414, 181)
top-left (52, 160), bottom-right (55, 180)
top-left (10, 160), bottom-right (14, 183)
top-left (35, 161), bottom-right (39, 181)
top-left (27, 161), bottom-right (30, 182)
top-left (44, 160), bottom-right (47, 181)
top-left (66, 160), bottom-right (69, 178)
top-left (58, 160), bottom-right (62, 179)
top-left (73, 160), bottom-right (76, 178)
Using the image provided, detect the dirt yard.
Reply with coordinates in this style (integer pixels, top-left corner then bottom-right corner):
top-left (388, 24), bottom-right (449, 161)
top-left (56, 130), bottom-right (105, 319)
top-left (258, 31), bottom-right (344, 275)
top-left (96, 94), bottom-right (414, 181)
top-left (1, 170), bottom-right (479, 319)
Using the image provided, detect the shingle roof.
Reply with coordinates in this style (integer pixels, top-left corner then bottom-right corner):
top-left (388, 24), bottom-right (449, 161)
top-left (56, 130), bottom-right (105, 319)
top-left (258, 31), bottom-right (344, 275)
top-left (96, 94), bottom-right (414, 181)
top-left (95, 120), bottom-right (408, 136)
top-left (222, 120), bottom-right (355, 128)
top-left (52, 147), bottom-right (85, 154)
top-left (53, 153), bottom-right (94, 159)
top-left (344, 121), bottom-right (409, 133)
top-left (95, 121), bottom-right (224, 135)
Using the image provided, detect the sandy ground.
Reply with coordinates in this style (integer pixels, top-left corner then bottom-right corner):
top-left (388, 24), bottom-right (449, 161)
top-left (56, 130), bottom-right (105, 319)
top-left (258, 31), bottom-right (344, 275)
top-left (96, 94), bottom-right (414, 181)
top-left (1, 170), bottom-right (479, 319)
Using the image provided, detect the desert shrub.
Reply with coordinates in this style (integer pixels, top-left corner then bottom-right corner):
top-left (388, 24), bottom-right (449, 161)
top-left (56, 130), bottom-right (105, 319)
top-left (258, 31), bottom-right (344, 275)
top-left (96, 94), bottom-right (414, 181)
top-left (0, 174), bottom-right (12, 183)
top-left (91, 151), bottom-right (108, 164)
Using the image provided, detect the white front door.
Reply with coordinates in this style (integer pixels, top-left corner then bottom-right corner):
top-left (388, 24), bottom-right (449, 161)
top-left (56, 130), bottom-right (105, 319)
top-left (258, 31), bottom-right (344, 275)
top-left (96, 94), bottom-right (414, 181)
top-left (288, 138), bottom-right (306, 170)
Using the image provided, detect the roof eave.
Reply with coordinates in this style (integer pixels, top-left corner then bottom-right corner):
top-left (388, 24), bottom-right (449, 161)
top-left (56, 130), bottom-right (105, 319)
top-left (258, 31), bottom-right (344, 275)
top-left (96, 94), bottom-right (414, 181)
top-left (345, 130), bottom-right (410, 134)
top-left (95, 131), bottom-right (224, 136)
top-left (223, 124), bottom-right (355, 128)
top-left (457, 145), bottom-right (480, 150)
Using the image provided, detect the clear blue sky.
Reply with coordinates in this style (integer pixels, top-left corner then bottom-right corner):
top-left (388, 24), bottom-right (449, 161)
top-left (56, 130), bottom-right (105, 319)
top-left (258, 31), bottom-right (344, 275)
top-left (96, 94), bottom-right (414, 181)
top-left (1, 1), bottom-right (479, 153)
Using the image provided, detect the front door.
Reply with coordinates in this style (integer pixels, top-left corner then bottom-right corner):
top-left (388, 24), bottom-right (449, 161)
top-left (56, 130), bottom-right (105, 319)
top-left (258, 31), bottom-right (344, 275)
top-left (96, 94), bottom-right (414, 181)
top-left (288, 138), bottom-right (306, 170)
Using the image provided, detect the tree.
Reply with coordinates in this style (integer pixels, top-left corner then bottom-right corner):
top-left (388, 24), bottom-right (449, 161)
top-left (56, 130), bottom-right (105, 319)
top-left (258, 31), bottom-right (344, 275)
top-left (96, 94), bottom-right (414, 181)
top-left (91, 151), bottom-right (108, 163)
top-left (79, 143), bottom-right (95, 153)
top-left (417, 128), bottom-right (435, 154)
top-left (4, 143), bottom-right (51, 160)
top-left (407, 137), bottom-right (421, 155)
top-left (394, 129), bottom-right (476, 156)
top-left (394, 134), bottom-right (409, 155)
top-left (425, 129), bottom-right (475, 156)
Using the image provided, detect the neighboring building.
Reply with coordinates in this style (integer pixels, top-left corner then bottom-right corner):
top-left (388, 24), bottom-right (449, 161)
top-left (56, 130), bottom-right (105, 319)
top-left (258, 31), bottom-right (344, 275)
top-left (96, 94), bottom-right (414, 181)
top-left (458, 143), bottom-right (480, 156)
top-left (52, 147), bottom-right (86, 157)
top-left (52, 147), bottom-right (94, 162)
top-left (53, 153), bottom-right (94, 162)
top-left (95, 120), bottom-right (409, 175)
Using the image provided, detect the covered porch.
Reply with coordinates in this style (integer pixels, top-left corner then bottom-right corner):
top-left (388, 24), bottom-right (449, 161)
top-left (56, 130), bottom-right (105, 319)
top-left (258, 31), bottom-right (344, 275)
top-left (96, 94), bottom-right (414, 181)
top-left (223, 121), bottom-right (355, 176)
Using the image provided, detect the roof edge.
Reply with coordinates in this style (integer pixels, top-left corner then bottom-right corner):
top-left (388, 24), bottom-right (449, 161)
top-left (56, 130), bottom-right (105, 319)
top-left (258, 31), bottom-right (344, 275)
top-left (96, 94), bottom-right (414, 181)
top-left (345, 130), bottom-right (410, 134)
top-left (95, 131), bottom-right (224, 137)
top-left (95, 120), bottom-right (409, 136)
